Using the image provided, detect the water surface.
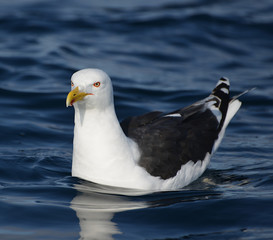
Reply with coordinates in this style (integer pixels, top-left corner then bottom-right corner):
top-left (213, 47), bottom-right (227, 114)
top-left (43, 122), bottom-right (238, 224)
top-left (1, 0), bottom-right (273, 239)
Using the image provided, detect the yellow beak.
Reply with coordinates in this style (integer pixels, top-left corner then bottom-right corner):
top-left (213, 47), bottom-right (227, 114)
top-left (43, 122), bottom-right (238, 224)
top-left (66, 87), bottom-right (89, 107)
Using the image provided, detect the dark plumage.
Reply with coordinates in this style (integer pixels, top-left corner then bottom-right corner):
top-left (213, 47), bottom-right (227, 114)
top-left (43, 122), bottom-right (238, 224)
top-left (121, 78), bottom-right (229, 180)
top-left (68, 68), bottom-right (247, 190)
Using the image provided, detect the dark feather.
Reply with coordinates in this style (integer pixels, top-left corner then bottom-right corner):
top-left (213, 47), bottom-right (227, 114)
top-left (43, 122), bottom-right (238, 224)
top-left (120, 78), bottom-right (230, 180)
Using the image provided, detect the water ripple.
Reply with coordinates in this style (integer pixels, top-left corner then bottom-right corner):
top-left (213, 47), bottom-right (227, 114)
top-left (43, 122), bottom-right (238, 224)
top-left (0, 0), bottom-right (273, 239)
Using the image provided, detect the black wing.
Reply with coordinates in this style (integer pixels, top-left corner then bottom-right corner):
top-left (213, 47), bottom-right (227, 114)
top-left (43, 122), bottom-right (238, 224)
top-left (120, 78), bottom-right (230, 180)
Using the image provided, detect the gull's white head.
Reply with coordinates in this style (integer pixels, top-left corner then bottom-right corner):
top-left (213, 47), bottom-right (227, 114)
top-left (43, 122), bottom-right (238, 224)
top-left (66, 68), bottom-right (113, 110)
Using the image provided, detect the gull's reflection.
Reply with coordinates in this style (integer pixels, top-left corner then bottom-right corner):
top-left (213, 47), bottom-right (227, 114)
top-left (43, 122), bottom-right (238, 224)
top-left (71, 181), bottom-right (147, 240)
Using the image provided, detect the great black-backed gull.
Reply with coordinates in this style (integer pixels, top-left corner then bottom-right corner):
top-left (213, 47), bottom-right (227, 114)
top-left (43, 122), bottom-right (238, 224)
top-left (66, 68), bottom-right (245, 190)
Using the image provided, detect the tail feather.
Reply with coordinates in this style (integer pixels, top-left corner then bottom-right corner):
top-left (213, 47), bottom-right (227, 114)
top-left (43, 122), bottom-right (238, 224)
top-left (224, 99), bottom-right (242, 130)
top-left (230, 87), bottom-right (256, 103)
top-left (223, 87), bottom-right (255, 132)
top-left (210, 78), bottom-right (253, 153)
top-left (211, 77), bottom-right (230, 97)
top-left (210, 77), bottom-right (230, 132)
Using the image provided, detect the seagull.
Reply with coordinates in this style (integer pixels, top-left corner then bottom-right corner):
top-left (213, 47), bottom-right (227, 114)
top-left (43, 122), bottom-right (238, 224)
top-left (66, 68), bottom-right (245, 191)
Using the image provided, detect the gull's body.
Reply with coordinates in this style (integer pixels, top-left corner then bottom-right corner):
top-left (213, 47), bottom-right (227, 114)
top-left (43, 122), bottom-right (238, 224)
top-left (66, 69), bottom-right (243, 191)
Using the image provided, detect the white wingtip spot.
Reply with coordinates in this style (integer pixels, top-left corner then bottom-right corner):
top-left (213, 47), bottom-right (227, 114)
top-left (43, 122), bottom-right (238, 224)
top-left (164, 113), bottom-right (181, 118)
top-left (206, 100), bottom-right (222, 123)
top-left (216, 77), bottom-right (230, 87)
top-left (220, 87), bottom-right (229, 94)
top-left (220, 77), bottom-right (230, 83)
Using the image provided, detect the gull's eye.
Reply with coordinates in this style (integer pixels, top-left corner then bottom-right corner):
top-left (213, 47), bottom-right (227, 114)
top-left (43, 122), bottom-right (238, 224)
top-left (93, 82), bottom-right (101, 88)
top-left (71, 81), bottom-right (74, 87)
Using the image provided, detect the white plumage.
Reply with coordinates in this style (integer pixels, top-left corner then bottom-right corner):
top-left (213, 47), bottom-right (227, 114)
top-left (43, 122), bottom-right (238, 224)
top-left (66, 68), bottom-right (243, 191)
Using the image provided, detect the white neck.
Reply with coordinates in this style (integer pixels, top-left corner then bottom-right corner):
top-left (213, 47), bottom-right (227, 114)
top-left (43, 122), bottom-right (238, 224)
top-left (71, 103), bottom-right (141, 186)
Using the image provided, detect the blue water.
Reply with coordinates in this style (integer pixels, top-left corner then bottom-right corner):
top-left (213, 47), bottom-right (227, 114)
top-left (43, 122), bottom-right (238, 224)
top-left (1, 0), bottom-right (273, 239)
